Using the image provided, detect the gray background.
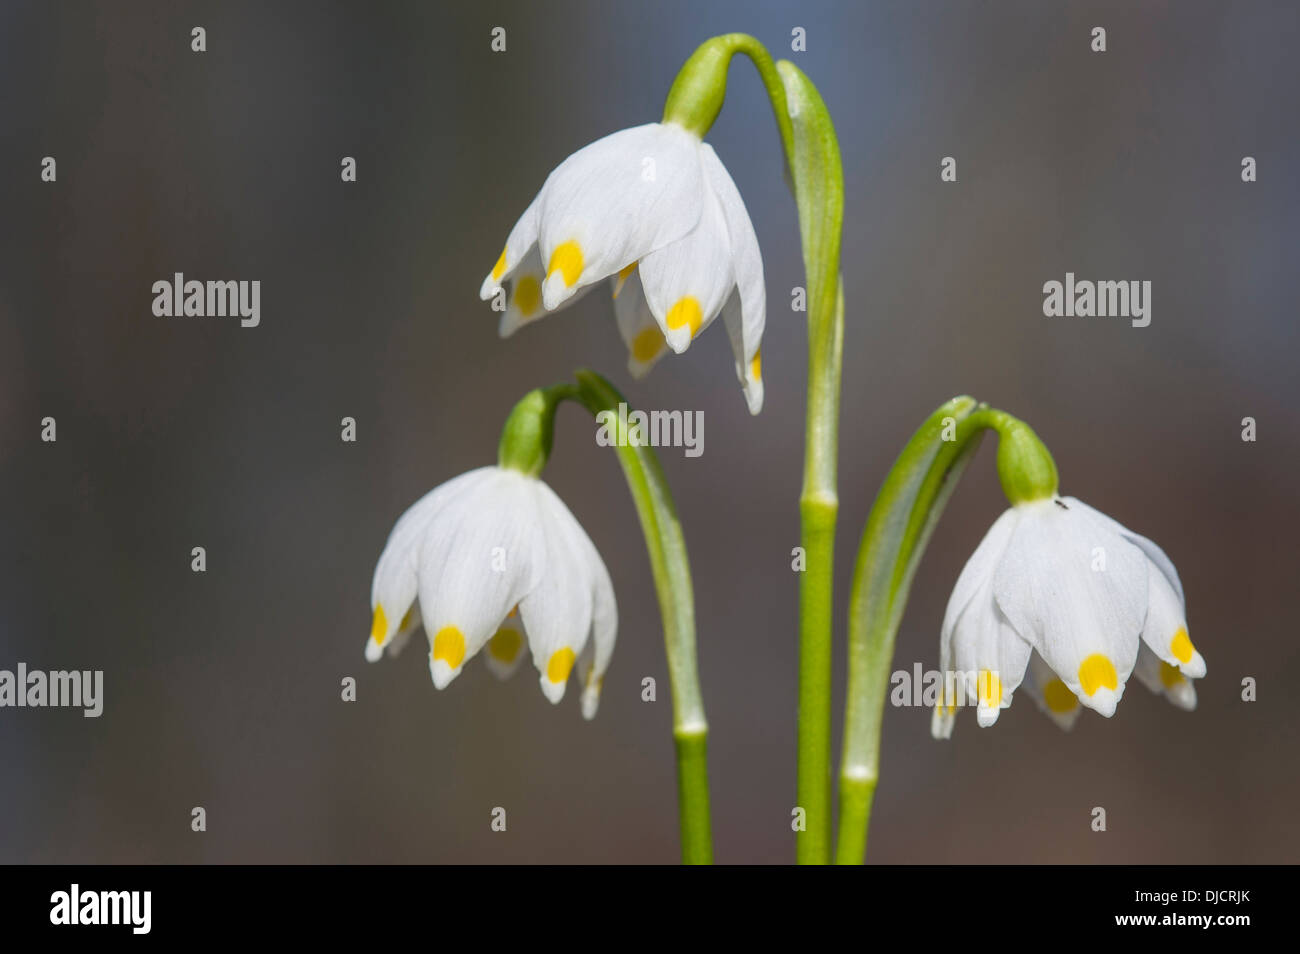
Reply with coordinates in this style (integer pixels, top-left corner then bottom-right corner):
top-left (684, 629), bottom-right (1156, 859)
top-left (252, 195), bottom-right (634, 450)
top-left (1, 0), bottom-right (1297, 863)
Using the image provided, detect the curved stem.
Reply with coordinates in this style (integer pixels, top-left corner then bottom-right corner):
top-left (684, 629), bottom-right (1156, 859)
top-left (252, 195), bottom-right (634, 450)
top-left (780, 63), bottom-right (845, 866)
top-left (665, 35), bottom-right (844, 864)
top-left (662, 33), bottom-right (794, 160)
top-left (564, 370), bottom-right (712, 864)
top-left (836, 401), bottom-right (1026, 864)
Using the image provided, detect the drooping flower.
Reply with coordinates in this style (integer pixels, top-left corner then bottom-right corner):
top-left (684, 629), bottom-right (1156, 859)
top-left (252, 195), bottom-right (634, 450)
top-left (366, 465), bottom-right (616, 718)
top-left (479, 121), bottom-right (765, 415)
top-left (932, 495), bottom-right (1205, 736)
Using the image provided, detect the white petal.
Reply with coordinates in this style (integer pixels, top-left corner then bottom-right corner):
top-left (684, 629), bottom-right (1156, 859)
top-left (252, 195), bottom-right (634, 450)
top-left (1063, 497), bottom-right (1185, 605)
top-left (380, 600), bottom-right (422, 660)
top-left (367, 468), bottom-right (491, 661)
top-left (482, 607), bottom-right (531, 680)
top-left (993, 499), bottom-right (1147, 717)
top-left (1132, 642), bottom-right (1198, 711)
top-left (418, 469), bottom-right (544, 690)
top-left (720, 292), bottom-right (764, 414)
top-left (576, 524), bottom-right (617, 720)
top-left (932, 575), bottom-right (960, 740)
top-left (950, 596), bottom-right (1032, 728)
top-left (701, 145), bottom-right (765, 390)
top-left (519, 480), bottom-right (598, 704)
top-left (934, 512), bottom-right (1019, 739)
top-left (636, 166), bottom-right (734, 355)
top-left (536, 123), bottom-right (704, 309)
top-left (1139, 556), bottom-right (1206, 678)
top-left (612, 268), bottom-right (669, 379)
top-left (480, 194), bottom-right (541, 300)
top-left (929, 704), bottom-right (956, 740)
top-left (940, 508), bottom-right (1020, 648)
top-left (1021, 649), bottom-right (1083, 730)
top-left (1062, 497), bottom-right (1204, 680)
top-left (496, 245), bottom-right (594, 338)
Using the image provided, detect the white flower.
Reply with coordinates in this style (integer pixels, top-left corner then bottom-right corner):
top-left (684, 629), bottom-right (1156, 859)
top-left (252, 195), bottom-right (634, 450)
top-left (479, 121), bottom-right (765, 415)
top-left (932, 495), bottom-right (1206, 736)
top-left (365, 466), bottom-right (617, 718)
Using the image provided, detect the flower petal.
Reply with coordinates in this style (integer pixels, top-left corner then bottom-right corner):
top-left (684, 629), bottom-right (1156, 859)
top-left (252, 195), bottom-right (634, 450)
top-left (418, 469), bottom-right (544, 690)
top-left (1064, 498), bottom-right (1204, 679)
top-left (1063, 497), bottom-right (1185, 605)
top-left (701, 145), bottom-right (765, 398)
top-left (496, 245), bottom-right (594, 338)
top-left (519, 480), bottom-right (598, 704)
top-left (1021, 649), bottom-right (1083, 730)
top-left (940, 508), bottom-right (1020, 648)
top-left (1139, 562), bottom-right (1206, 678)
top-left (483, 605), bottom-right (531, 680)
top-left (992, 500), bottom-right (1147, 717)
top-left (367, 468), bottom-right (490, 661)
top-left (933, 510), bottom-right (1019, 737)
top-left (380, 600), bottom-right (423, 660)
top-left (720, 292), bottom-right (764, 414)
top-left (612, 268), bottom-right (669, 379)
top-left (1131, 642), bottom-right (1198, 711)
top-left (536, 123), bottom-right (704, 310)
top-left (950, 595), bottom-right (1032, 728)
top-left (636, 170), bottom-right (734, 355)
top-left (577, 526), bottom-right (617, 720)
top-left (480, 194), bottom-right (541, 300)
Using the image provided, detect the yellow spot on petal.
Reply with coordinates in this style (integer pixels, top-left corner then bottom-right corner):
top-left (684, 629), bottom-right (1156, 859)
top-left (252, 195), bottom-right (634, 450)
top-left (488, 627), bottom-right (523, 663)
top-left (978, 670), bottom-right (1002, 707)
top-left (370, 605), bottom-right (388, 646)
top-left (432, 626), bottom-right (466, 669)
top-left (547, 240), bottom-right (583, 287)
top-left (1077, 654), bottom-right (1118, 696)
top-left (546, 648), bottom-right (576, 684)
top-left (750, 349), bottom-right (762, 381)
top-left (1044, 678), bottom-right (1078, 713)
top-left (632, 325), bottom-right (665, 363)
top-left (514, 274), bottom-right (541, 316)
top-left (507, 604), bottom-right (519, 618)
top-left (1170, 627), bottom-right (1195, 665)
top-left (1159, 661), bottom-right (1185, 689)
top-left (665, 296), bottom-right (703, 338)
top-left (399, 606), bottom-right (416, 632)
top-left (613, 262), bottom-right (637, 298)
top-left (491, 247), bottom-right (507, 282)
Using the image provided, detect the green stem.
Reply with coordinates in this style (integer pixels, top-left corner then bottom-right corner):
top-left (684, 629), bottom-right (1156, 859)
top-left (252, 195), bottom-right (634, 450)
top-left (781, 64), bottom-right (844, 866)
top-left (796, 281), bottom-right (842, 864)
top-left (664, 35), bottom-right (843, 863)
top-left (567, 370), bottom-right (712, 864)
top-left (835, 401), bottom-right (1040, 864)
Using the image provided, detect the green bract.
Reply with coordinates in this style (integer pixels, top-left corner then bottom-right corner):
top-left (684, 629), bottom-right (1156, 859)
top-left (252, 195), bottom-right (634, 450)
top-left (991, 415), bottom-right (1059, 504)
top-left (497, 386), bottom-right (565, 477)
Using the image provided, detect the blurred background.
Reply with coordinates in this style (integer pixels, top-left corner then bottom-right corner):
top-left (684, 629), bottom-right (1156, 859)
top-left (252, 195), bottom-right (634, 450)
top-left (1, 0), bottom-right (1297, 863)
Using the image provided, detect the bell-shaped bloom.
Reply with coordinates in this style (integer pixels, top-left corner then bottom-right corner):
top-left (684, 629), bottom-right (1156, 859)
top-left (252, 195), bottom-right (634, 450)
top-left (365, 466), bottom-right (616, 718)
top-left (931, 495), bottom-right (1205, 736)
top-left (479, 121), bottom-right (765, 415)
